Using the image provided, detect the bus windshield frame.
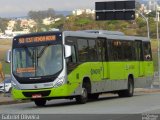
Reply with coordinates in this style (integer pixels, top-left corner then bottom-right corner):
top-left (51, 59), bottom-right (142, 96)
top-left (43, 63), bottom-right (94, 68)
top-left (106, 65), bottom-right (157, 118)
top-left (12, 32), bottom-right (63, 84)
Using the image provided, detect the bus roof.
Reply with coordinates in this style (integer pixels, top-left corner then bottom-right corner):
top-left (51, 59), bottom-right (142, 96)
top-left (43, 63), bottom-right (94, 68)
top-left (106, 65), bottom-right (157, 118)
top-left (63, 30), bottom-right (150, 42)
top-left (13, 30), bottom-right (150, 42)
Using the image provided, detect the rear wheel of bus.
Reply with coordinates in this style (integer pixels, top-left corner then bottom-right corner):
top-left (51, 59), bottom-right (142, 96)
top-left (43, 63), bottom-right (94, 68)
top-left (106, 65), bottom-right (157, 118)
top-left (34, 99), bottom-right (46, 107)
top-left (118, 77), bottom-right (134, 97)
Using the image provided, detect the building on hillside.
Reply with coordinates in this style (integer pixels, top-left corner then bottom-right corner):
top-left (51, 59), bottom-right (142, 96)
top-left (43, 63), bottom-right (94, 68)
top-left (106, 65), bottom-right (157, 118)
top-left (43, 17), bottom-right (55, 25)
top-left (140, 4), bottom-right (148, 13)
top-left (147, 0), bottom-right (157, 11)
top-left (28, 19), bottom-right (36, 28)
top-left (72, 9), bottom-right (95, 16)
top-left (55, 18), bottom-right (61, 22)
top-left (20, 19), bottom-right (28, 28)
top-left (21, 19), bottom-right (36, 28)
top-left (5, 29), bottom-right (29, 37)
top-left (7, 20), bottom-right (16, 30)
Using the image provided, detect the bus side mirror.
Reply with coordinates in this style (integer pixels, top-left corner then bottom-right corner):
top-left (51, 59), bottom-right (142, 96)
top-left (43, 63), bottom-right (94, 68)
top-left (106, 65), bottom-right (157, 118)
top-left (6, 49), bottom-right (11, 63)
top-left (65, 45), bottom-right (71, 58)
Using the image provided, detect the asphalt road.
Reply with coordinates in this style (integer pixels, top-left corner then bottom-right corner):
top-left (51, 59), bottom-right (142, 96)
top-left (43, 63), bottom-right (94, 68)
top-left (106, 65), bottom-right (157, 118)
top-left (1, 92), bottom-right (160, 114)
top-left (1, 92), bottom-right (160, 120)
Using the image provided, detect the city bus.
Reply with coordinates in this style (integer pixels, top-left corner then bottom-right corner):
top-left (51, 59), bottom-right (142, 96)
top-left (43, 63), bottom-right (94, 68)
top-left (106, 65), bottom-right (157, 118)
top-left (7, 30), bottom-right (154, 106)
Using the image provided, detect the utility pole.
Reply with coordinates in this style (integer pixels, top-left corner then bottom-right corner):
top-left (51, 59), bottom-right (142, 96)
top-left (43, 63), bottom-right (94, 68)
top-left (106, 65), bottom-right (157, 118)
top-left (156, 1), bottom-right (160, 87)
top-left (136, 10), bottom-right (150, 39)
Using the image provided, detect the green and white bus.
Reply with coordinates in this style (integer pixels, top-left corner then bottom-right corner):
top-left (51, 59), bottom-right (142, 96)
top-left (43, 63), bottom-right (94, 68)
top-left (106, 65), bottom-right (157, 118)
top-left (8, 30), bottom-right (154, 106)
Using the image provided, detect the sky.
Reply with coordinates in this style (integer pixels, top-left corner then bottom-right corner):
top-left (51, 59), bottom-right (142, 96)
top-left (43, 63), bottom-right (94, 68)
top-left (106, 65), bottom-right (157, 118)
top-left (0, 0), bottom-right (107, 18)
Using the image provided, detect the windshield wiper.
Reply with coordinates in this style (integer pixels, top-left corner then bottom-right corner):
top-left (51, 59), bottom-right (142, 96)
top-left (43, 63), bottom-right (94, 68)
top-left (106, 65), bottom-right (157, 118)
top-left (23, 45), bottom-right (34, 59)
top-left (37, 44), bottom-right (50, 58)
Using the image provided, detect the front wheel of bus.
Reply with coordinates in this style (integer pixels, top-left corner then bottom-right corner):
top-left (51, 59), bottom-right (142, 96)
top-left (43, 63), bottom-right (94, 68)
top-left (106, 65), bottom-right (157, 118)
top-left (76, 87), bottom-right (88, 104)
top-left (34, 99), bottom-right (46, 107)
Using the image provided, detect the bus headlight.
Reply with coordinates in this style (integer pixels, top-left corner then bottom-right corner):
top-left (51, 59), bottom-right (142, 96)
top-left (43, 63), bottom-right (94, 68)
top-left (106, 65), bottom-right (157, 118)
top-left (12, 81), bottom-right (21, 90)
top-left (53, 77), bottom-right (64, 88)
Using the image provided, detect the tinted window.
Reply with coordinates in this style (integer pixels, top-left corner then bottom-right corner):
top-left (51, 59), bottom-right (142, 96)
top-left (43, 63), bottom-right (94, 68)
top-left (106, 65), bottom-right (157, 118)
top-left (77, 39), bottom-right (88, 62)
top-left (97, 39), bottom-right (105, 61)
top-left (135, 41), bottom-right (143, 61)
top-left (88, 40), bottom-right (97, 61)
top-left (123, 41), bottom-right (134, 61)
top-left (110, 40), bottom-right (123, 61)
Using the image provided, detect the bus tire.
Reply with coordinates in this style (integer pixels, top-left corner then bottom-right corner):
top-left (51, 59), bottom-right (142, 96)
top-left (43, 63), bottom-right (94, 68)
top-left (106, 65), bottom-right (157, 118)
top-left (34, 99), bottom-right (46, 107)
top-left (76, 87), bottom-right (88, 104)
top-left (118, 77), bottom-right (134, 97)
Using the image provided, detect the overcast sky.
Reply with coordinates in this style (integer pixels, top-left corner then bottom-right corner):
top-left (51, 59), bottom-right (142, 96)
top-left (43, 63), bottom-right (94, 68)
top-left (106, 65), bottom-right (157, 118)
top-left (0, 0), bottom-right (108, 18)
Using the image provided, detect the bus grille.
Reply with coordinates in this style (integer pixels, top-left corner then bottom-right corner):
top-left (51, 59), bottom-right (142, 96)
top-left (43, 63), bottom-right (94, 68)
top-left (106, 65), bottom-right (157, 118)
top-left (22, 90), bottom-right (51, 98)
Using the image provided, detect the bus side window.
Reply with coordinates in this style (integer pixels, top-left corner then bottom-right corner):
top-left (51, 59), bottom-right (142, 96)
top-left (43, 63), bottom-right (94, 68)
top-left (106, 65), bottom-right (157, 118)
top-left (111, 40), bottom-right (123, 61)
top-left (143, 42), bottom-right (152, 61)
top-left (88, 39), bottom-right (97, 61)
top-left (97, 39), bottom-right (105, 61)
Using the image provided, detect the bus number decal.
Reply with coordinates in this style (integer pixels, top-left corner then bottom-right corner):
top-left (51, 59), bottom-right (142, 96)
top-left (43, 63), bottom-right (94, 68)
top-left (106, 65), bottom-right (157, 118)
top-left (90, 67), bottom-right (103, 75)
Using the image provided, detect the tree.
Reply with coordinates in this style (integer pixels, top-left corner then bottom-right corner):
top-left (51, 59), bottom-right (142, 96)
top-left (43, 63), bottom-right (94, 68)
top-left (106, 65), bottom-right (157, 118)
top-left (147, 11), bottom-right (156, 18)
top-left (0, 18), bottom-right (9, 33)
top-left (13, 20), bottom-right (23, 31)
top-left (28, 8), bottom-right (56, 21)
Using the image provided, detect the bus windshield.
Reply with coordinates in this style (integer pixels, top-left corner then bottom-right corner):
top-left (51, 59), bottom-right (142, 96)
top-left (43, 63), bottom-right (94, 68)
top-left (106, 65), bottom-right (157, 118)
top-left (12, 44), bottom-right (63, 78)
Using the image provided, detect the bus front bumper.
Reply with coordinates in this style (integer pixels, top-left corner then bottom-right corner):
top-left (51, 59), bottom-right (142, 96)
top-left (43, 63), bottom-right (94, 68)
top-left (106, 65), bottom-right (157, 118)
top-left (11, 83), bottom-right (80, 100)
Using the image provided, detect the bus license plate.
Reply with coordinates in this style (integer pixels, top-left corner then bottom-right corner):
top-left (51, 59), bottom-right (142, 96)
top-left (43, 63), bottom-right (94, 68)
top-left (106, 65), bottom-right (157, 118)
top-left (32, 94), bottom-right (42, 98)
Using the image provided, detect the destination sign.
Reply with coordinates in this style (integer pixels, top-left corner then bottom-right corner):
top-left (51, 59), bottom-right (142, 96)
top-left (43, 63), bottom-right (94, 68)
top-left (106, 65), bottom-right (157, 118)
top-left (18, 35), bottom-right (56, 44)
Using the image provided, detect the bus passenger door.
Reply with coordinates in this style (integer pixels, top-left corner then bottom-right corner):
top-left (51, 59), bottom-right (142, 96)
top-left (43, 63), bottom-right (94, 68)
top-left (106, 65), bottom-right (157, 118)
top-left (135, 40), bottom-right (144, 77)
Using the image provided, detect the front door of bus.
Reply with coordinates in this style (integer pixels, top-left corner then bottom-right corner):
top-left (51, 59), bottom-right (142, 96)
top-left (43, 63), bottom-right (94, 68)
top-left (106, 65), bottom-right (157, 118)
top-left (135, 40), bottom-right (144, 77)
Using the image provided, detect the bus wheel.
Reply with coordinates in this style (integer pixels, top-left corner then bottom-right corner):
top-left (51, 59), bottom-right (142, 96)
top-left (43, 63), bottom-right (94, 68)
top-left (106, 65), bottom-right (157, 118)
top-left (34, 99), bottom-right (46, 107)
top-left (88, 93), bottom-right (99, 100)
top-left (118, 77), bottom-right (134, 97)
top-left (76, 87), bottom-right (88, 104)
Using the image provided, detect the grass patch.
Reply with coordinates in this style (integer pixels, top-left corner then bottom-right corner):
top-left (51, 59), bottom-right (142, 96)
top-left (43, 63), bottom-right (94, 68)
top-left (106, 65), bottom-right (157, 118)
top-left (0, 38), bottom-right (12, 45)
top-left (0, 39), bottom-right (11, 74)
top-left (151, 39), bottom-right (158, 71)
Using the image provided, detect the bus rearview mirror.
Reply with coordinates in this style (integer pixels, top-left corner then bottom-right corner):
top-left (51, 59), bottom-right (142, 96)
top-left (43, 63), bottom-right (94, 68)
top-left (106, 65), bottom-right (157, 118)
top-left (6, 49), bottom-right (11, 63)
top-left (65, 45), bottom-right (71, 58)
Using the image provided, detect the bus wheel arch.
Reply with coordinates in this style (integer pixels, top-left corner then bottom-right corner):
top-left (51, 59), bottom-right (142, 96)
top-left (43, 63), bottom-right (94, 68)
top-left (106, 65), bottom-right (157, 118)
top-left (75, 77), bottom-right (91, 104)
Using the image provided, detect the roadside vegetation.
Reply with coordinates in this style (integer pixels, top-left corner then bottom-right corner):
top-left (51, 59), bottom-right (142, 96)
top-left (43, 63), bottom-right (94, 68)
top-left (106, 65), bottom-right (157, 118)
top-left (0, 39), bottom-right (11, 74)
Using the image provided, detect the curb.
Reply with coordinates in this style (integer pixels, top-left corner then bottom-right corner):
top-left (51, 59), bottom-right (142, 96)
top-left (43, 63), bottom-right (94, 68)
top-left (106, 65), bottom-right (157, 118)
top-left (0, 99), bottom-right (30, 105)
top-left (0, 100), bottom-right (24, 105)
top-left (135, 88), bottom-right (160, 93)
top-left (0, 94), bottom-right (30, 105)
